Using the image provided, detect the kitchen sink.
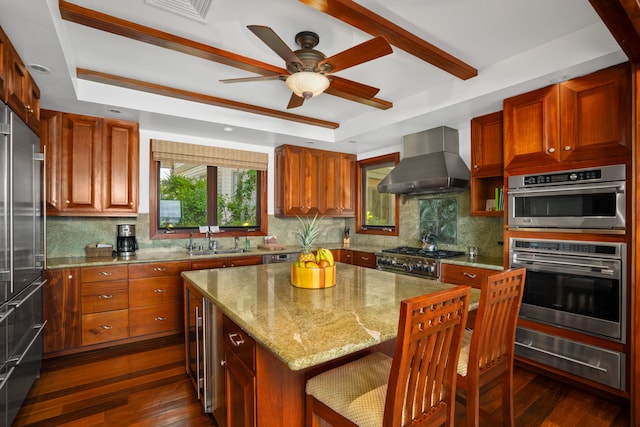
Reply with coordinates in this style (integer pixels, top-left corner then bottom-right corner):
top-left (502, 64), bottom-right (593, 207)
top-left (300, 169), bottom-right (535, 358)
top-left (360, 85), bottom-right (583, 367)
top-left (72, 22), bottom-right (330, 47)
top-left (190, 249), bottom-right (247, 256)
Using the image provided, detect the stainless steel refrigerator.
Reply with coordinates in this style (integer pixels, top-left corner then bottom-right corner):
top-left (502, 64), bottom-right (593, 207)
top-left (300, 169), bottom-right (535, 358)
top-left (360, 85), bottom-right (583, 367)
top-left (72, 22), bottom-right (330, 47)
top-left (0, 103), bottom-right (45, 426)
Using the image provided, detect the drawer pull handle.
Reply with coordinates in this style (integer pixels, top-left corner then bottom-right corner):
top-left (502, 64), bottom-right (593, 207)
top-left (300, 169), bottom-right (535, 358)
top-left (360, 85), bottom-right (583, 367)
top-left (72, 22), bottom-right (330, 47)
top-left (98, 294), bottom-right (113, 299)
top-left (98, 271), bottom-right (113, 276)
top-left (361, 257), bottom-right (369, 261)
top-left (153, 267), bottom-right (167, 272)
top-left (228, 332), bottom-right (245, 347)
top-left (155, 316), bottom-right (167, 321)
top-left (99, 325), bottom-right (113, 330)
top-left (462, 272), bottom-right (477, 279)
top-left (153, 288), bottom-right (167, 293)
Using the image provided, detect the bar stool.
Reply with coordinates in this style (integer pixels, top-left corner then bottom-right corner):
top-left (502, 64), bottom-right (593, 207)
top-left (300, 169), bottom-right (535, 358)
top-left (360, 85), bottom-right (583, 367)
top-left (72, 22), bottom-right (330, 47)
top-left (305, 285), bottom-right (471, 427)
top-left (456, 268), bottom-right (526, 427)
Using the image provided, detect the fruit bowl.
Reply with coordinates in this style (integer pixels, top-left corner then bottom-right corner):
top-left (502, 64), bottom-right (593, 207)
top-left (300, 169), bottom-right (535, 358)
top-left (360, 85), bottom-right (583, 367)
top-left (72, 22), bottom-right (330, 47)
top-left (290, 264), bottom-right (336, 289)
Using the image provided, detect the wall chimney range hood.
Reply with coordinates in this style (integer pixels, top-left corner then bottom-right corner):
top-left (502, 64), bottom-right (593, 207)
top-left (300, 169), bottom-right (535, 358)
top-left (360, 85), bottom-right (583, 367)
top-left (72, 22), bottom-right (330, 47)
top-left (377, 126), bottom-right (470, 195)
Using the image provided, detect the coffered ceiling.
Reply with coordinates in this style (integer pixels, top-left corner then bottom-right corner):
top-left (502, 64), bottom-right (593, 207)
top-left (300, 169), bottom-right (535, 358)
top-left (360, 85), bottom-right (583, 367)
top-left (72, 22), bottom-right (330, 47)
top-left (0, 0), bottom-right (627, 154)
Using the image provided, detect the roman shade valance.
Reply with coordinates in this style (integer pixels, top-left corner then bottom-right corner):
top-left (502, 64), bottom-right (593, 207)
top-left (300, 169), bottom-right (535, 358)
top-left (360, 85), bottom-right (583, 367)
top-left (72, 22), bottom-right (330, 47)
top-left (151, 139), bottom-right (268, 171)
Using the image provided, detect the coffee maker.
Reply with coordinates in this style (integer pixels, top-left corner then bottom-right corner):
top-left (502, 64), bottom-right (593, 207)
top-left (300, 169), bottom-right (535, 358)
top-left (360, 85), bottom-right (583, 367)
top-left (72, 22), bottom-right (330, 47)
top-left (117, 224), bottom-right (138, 257)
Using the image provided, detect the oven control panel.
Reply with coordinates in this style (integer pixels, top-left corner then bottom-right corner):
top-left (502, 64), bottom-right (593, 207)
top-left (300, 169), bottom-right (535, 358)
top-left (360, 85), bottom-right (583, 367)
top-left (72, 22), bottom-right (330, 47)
top-left (376, 255), bottom-right (439, 279)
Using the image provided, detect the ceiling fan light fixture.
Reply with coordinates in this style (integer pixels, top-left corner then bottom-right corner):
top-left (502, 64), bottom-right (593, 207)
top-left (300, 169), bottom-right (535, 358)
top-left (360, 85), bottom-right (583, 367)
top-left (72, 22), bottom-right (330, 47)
top-left (285, 72), bottom-right (330, 99)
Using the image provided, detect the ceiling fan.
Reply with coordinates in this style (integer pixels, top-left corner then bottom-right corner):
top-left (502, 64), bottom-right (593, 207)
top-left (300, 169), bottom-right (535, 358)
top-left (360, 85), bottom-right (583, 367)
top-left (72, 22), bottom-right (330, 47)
top-left (220, 25), bottom-right (393, 109)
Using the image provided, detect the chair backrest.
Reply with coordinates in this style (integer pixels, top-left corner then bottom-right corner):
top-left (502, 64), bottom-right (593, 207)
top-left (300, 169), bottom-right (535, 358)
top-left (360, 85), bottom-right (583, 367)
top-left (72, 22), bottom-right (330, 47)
top-left (469, 268), bottom-right (526, 380)
top-left (384, 285), bottom-right (471, 426)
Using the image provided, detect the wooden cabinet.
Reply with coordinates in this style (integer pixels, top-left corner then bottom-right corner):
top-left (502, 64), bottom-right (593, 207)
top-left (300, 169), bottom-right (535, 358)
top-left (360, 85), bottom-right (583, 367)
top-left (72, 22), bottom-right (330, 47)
top-left (321, 152), bottom-right (356, 216)
top-left (4, 42), bottom-right (40, 133)
top-left (470, 111), bottom-right (504, 216)
top-left (128, 261), bottom-right (188, 337)
top-left (81, 265), bottom-right (130, 346)
top-left (43, 268), bottom-right (82, 354)
top-left (0, 27), bottom-right (8, 103)
top-left (440, 263), bottom-right (498, 289)
top-left (190, 255), bottom-right (262, 270)
top-left (504, 63), bottom-right (631, 172)
top-left (340, 249), bottom-right (376, 268)
top-left (41, 110), bottom-right (139, 216)
top-left (274, 144), bottom-right (356, 217)
top-left (223, 315), bottom-right (256, 427)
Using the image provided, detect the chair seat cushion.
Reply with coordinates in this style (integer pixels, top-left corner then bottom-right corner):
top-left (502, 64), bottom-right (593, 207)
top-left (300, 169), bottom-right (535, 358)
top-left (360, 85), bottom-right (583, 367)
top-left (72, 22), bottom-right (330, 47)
top-left (306, 352), bottom-right (392, 427)
top-left (457, 328), bottom-right (473, 377)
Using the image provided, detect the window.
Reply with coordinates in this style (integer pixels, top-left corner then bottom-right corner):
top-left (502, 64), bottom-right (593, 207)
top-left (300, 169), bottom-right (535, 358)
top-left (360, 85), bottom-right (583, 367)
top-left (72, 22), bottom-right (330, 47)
top-left (356, 153), bottom-right (399, 235)
top-left (150, 140), bottom-right (268, 239)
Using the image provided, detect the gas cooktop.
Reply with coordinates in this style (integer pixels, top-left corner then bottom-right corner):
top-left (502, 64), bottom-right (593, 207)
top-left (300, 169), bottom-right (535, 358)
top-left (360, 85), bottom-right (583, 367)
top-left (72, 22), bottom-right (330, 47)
top-left (381, 247), bottom-right (466, 259)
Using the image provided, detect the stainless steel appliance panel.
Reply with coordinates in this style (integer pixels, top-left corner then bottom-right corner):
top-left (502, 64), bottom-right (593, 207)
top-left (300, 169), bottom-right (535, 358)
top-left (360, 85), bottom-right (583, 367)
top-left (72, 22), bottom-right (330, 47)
top-left (507, 164), bottom-right (626, 230)
top-left (262, 253), bottom-right (298, 264)
top-left (515, 327), bottom-right (624, 390)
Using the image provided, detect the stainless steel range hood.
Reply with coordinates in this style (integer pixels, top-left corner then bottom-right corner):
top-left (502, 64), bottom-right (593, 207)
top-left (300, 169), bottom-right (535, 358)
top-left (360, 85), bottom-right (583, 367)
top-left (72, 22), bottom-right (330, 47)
top-left (377, 126), bottom-right (470, 195)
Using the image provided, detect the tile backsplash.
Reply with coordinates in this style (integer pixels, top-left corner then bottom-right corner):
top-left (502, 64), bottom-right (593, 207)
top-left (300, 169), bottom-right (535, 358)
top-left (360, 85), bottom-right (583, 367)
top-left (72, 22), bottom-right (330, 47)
top-left (47, 190), bottom-right (503, 258)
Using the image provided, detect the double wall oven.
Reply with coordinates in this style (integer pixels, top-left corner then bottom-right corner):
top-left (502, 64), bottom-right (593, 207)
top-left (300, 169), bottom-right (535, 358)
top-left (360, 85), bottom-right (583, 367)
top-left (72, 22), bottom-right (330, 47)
top-left (507, 164), bottom-right (628, 391)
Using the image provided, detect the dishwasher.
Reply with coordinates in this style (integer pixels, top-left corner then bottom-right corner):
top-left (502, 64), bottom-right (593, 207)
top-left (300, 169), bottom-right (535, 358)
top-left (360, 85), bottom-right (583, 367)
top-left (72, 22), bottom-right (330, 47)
top-left (262, 253), bottom-right (299, 264)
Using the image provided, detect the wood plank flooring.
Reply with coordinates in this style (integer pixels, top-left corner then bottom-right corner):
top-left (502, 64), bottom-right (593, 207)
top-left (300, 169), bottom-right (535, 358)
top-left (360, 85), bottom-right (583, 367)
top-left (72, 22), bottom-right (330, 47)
top-left (14, 334), bottom-right (630, 426)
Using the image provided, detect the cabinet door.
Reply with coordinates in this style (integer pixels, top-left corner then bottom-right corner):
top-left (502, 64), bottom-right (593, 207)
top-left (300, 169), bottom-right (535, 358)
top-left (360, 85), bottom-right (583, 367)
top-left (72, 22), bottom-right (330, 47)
top-left (225, 348), bottom-right (256, 427)
top-left (504, 85), bottom-right (560, 171)
top-left (560, 63), bottom-right (631, 162)
top-left (5, 44), bottom-right (28, 121)
top-left (191, 258), bottom-right (227, 270)
top-left (277, 145), bottom-right (321, 216)
top-left (43, 269), bottom-right (82, 354)
top-left (102, 119), bottom-right (139, 214)
top-left (25, 73), bottom-right (40, 133)
top-left (0, 27), bottom-right (6, 101)
top-left (227, 255), bottom-right (263, 268)
top-left (471, 111), bottom-right (503, 177)
top-left (351, 250), bottom-right (376, 268)
top-left (40, 110), bottom-right (63, 213)
top-left (321, 152), bottom-right (356, 217)
top-left (60, 114), bottom-right (103, 214)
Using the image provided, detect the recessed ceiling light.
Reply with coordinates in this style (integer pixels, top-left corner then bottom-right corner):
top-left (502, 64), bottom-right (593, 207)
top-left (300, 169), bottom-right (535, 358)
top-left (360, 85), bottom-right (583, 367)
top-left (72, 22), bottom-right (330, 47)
top-left (306, 141), bottom-right (314, 144)
top-left (27, 63), bottom-right (51, 74)
top-left (108, 108), bottom-right (121, 114)
top-left (223, 126), bottom-right (233, 132)
top-left (348, 140), bottom-right (357, 144)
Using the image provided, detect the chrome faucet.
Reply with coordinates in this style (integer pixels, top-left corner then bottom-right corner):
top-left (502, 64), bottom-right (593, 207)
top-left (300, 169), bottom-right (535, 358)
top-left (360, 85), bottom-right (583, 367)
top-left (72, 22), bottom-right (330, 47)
top-left (208, 231), bottom-right (217, 251)
top-left (187, 232), bottom-right (195, 253)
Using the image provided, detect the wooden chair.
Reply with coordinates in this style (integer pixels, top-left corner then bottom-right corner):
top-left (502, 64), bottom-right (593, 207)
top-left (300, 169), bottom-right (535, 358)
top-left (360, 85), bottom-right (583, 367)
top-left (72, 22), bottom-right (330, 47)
top-left (455, 268), bottom-right (526, 427)
top-left (305, 285), bottom-right (471, 427)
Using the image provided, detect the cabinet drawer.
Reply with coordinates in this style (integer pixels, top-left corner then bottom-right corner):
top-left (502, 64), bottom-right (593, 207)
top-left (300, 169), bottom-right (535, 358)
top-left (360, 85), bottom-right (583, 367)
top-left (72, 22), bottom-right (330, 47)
top-left (82, 310), bottom-right (129, 346)
top-left (129, 303), bottom-right (182, 337)
top-left (129, 276), bottom-right (181, 308)
top-left (227, 255), bottom-right (263, 267)
top-left (223, 315), bottom-right (255, 372)
top-left (441, 263), bottom-right (497, 288)
top-left (129, 261), bottom-right (189, 279)
top-left (82, 280), bottom-right (129, 313)
top-left (82, 265), bottom-right (128, 283)
top-left (191, 258), bottom-right (227, 270)
top-left (351, 250), bottom-right (376, 268)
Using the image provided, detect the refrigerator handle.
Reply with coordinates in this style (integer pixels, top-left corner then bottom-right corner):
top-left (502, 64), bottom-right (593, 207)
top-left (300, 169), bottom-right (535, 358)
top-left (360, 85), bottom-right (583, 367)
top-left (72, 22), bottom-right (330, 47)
top-left (36, 147), bottom-right (46, 269)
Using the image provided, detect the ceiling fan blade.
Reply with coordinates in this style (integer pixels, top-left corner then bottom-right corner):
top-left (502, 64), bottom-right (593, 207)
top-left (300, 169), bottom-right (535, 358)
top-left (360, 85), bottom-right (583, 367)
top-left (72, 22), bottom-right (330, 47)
top-left (220, 74), bottom-right (285, 83)
top-left (325, 76), bottom-right (392, 110)
top-left (247, 25), bottom-right (304, 68)
top-left (287, 93), bottom-right (305, 109)
top-left (319, 36), bottom-right (392, 73)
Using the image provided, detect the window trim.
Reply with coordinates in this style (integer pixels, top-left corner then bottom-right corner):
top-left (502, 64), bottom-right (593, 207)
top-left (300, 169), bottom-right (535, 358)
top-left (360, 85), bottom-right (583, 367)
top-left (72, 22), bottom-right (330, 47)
top-left (149, 153), bottom-right (268, 240)
top-left (356, 152), bottom-right (400, 236)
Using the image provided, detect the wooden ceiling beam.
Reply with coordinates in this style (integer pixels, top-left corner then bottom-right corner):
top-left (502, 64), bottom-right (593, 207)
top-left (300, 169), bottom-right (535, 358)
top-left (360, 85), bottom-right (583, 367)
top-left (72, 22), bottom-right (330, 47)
top-left (299, 0), bottom-right (477, 80)
top-left (76, 68), bottom-right (340, 129)
top-left (589, 0), bottom-right (640, 63)
top-left (59, 0), bottom-right (392, 110)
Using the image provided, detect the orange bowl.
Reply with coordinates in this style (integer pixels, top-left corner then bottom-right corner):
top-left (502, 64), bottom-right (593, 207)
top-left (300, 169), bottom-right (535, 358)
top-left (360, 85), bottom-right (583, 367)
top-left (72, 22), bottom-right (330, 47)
top-left (291, 264), bottom-right (336, 289)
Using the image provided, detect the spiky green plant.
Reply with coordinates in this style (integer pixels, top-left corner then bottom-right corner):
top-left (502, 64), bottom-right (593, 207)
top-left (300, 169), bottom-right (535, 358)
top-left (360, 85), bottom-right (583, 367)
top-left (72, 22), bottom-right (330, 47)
top-left (295, 214), bottom-right (322, 263)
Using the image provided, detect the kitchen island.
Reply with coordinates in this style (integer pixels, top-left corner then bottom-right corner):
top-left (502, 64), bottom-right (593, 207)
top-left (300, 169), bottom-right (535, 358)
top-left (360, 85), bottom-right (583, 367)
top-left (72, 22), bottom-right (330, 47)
top-left (182, 262), bottom-right (480, 426)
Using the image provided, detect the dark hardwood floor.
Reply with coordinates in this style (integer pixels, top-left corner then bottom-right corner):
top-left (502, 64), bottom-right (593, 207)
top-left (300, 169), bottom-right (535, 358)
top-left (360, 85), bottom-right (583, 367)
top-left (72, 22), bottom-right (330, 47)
top-left (14, 335), bottom-right (630, 426)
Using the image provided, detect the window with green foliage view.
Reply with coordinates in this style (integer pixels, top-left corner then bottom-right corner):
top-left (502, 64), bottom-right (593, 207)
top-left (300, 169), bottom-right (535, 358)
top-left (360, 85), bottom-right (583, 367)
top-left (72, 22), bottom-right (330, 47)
top-left (158, 162), bottom-right (259, 230)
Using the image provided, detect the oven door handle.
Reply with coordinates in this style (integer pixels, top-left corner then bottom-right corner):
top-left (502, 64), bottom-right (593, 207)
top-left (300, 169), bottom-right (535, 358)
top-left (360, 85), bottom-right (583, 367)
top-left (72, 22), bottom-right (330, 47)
top-left (513, 256), bottom-right (615, 274)
top-left (508, 182), bottom-right (624, 195)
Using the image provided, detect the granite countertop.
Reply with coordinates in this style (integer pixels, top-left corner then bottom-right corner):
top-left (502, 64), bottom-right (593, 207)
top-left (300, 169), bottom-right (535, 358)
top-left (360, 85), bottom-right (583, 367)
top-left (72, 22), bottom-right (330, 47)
top-left (182, 262), bottom-right (480, 371)
top-left (46, 243), bottom-right (503, 270)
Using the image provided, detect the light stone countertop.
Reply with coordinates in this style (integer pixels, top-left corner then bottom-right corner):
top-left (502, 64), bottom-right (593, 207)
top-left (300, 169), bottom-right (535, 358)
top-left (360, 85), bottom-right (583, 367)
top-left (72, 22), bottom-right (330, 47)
top-left (182, 262), bottom-right (480, 371)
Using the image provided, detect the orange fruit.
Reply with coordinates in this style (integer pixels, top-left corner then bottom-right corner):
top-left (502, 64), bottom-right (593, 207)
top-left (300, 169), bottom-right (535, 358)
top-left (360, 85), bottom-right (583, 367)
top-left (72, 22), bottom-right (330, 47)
top-left (305, 261), bottom-right (319, 268)
top-left (318, 259), bottom-right (330, 268)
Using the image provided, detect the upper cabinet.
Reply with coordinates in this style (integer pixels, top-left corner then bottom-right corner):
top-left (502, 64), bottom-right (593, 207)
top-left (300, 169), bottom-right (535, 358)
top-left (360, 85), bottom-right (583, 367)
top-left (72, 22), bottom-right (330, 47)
top-left (504, 63), bottom-right (631, 173)
top-left (470, 111), bottom-right (504, 216)
top-left (1, 27), bottom-right (40, 133)
top-left (275, 144), bottom-right (356, 217)
top-left (41, 110), bottom-right (139, 216)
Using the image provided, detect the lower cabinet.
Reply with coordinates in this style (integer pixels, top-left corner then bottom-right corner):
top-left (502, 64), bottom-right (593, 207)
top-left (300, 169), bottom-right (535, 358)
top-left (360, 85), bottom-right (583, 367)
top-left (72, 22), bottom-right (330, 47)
top-left (340, 249), bottom-right (376, 268)
top-left (191, 255), bottom-right (263, 270)
top-left (223, 315), bottom-right (256, 427)
top-left (43, 268), bottom-right (82, 354)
